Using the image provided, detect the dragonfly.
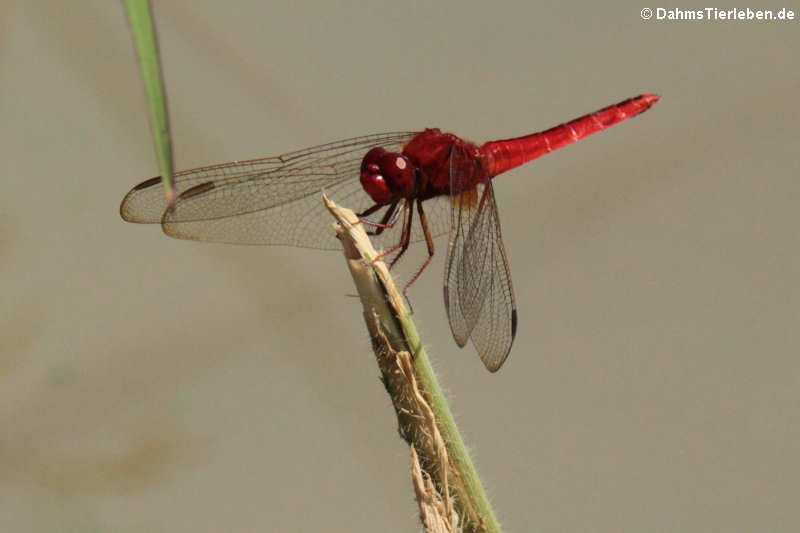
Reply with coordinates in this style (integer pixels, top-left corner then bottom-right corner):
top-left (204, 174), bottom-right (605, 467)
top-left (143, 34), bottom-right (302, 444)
top-left (121, 94), bottom-right (659, 372)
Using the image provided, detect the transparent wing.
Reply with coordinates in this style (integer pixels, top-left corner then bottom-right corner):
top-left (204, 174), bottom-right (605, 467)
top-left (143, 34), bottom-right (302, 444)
top-left (120, 132), bottom-right (421, 249)
top-left (443, 143), bottom-right (517, 372)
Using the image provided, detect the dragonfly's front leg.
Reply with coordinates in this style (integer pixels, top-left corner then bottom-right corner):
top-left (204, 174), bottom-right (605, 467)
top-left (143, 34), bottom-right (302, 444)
top-left (358, 201), bottom-right (401, 236)
top-left (388, 201), bottom-right (414, 270)
top-left (373, 200), bottom-right (412, 267)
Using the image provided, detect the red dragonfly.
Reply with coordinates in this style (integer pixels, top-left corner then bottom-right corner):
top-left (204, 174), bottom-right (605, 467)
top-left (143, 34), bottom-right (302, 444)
top-left (121, 94), bottom-right (659, 372)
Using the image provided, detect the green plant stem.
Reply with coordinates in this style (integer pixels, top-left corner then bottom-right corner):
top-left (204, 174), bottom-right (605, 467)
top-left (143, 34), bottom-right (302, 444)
top-left (123, 0), bottom-right (175, 204)
top-left (324, 195), bottom-right (503, 533)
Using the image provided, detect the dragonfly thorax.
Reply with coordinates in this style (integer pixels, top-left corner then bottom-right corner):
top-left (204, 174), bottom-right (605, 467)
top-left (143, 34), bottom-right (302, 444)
top-left (359, 147), bottom-right (416, 205)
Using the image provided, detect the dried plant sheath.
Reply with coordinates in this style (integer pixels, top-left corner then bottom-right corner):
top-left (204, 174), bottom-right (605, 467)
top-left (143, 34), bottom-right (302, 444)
top-left (323, 193), bottom-right (503, 533)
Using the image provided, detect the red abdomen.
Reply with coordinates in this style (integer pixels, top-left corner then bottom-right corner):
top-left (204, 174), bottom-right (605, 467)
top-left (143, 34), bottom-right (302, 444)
top-left (481, 94), bottom-right (660, 177)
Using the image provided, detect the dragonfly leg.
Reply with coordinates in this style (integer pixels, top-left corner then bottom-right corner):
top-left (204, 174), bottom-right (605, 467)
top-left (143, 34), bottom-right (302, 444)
top-left (357, 203), bottom-right (384, 218)
top-left (400, 198), bottom-right (436, 311)
top-left (388, 200), bottom-right (413, 270)
top-left (359, 201), bottom-right (401, 236)
top-left (373, 200), bottom-right (412, 268)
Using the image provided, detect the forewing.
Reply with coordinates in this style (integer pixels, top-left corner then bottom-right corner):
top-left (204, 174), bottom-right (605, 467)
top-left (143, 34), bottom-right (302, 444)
top-left (120, 132), bottom-right (418, 249)
top-left (443, 144), bottom-right (517, 371)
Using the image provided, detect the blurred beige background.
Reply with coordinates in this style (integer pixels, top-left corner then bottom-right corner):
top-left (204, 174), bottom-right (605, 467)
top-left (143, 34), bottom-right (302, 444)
top-left (2, 1), bottom-right (798, 531)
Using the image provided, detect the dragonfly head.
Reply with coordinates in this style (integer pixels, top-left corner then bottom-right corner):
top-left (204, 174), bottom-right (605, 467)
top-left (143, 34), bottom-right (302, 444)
top-left (360, 147), bottom-right (415, 205)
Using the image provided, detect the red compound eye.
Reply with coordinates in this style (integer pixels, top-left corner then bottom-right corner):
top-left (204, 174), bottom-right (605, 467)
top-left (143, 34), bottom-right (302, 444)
top-left (361, 147), bottom-right (386, 174)
top-left (360, 148), bottom-right (416, 204)
top-left (360, 147), bottom-right (392, 204)
top-left (377, 152), bottom-right (414, 198)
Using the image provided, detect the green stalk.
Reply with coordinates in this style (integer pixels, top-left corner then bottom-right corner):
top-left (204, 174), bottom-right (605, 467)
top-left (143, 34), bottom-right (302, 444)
top-left (123, 0), bottom-right (175, 205)
top-left (325, 195), bottom-right (503, 533)
top-left (405, 324), bottom-right (503, 532)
